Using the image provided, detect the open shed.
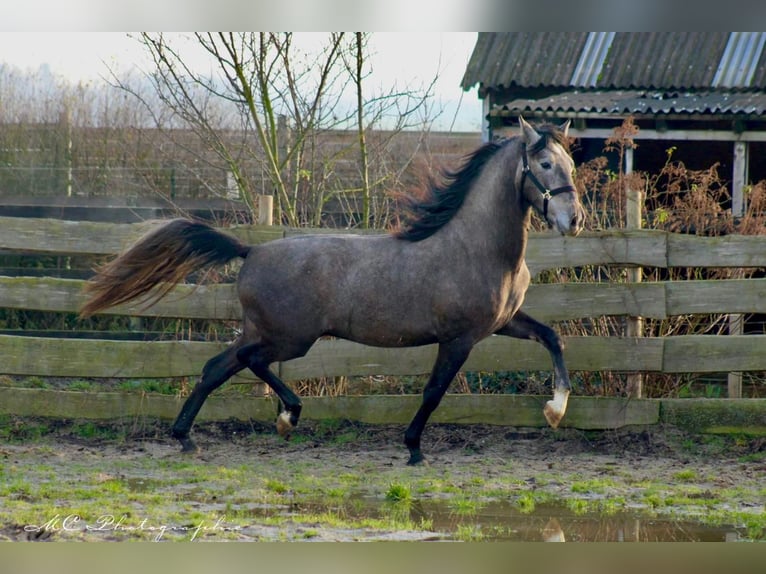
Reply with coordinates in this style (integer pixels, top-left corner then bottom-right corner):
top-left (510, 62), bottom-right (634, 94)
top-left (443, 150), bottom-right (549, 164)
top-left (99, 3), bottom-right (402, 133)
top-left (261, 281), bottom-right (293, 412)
top-left (461, 32), bottom-right (766, 212)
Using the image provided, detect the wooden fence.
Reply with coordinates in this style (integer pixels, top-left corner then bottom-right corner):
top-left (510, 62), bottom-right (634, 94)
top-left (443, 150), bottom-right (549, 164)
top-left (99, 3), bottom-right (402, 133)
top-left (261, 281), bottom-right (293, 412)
top-left (1, 215), bottom-right (766, 390)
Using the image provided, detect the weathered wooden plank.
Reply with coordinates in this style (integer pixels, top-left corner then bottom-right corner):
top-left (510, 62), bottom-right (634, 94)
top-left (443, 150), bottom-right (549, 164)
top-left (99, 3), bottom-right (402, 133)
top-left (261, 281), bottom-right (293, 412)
top-left (279, 336), bottom-right (663, 380)
top-left (0, 335), bottom-right (227, 378)
top-left (0, 276), bottom-right (243, 320)
top-left (0, 388), bottom-right (659, 430)
top-left (224, 224), bottom-right (285, 245)
top-left (523, 282), bottom-right (667, 320)
top-left (555, 336), bottom-right (664, 372)
top-left (428, 394), bottom-right (658, 429)
top-left (665, 279), bottom-right (766, 315)
top-left (464, 336), bottom-right (663, 373)
top-left (526, 229), bottom-right (668, 275)
top-left (0, 216), bottom-right (283, 256)
top-left (0, 387), bottom-right (278, 422)
top-left (0, 216), bottom-right (162, 256)
top-left (667, 233), bottom-right (766, 268)
top-left (279, 341), bottom-right (438, 380)
top-left (662, 335), bottom-right (766, 372)
top-left (659, 398), bottom-right (766, 434)
top-left (1, 333), bottom-right (764, 380)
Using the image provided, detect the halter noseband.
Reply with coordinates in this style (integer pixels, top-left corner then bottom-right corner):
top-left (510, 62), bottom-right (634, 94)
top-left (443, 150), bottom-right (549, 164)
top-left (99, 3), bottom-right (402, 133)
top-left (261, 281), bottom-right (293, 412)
top-left (520, 142), bottom-right (577, 219)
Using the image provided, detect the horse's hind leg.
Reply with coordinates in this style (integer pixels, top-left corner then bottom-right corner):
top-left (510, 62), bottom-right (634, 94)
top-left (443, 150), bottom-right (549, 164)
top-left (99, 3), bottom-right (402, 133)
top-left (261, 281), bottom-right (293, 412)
top-left (236, 344), bottom-right (304, 439)
top-left (496, 310), bottom-right (571, 428)
top-left (171, 344), bottom-right (246, 453)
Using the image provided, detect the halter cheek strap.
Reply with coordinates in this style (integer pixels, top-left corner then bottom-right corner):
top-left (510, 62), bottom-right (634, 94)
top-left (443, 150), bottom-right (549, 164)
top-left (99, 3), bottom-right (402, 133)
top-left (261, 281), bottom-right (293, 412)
top-left (520, 143), bottom-right (577, 219)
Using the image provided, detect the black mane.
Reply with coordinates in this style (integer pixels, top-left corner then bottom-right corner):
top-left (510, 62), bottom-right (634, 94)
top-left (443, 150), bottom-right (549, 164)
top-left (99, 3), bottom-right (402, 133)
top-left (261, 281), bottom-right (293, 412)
top-left (395, 140), bottom-right (506, 242)
top-left (394, 123), bottom-right (569, 242)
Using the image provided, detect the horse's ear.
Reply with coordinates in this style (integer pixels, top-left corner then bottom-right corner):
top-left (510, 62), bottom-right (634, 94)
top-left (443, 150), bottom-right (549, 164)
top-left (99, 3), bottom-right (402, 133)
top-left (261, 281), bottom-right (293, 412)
top-left (518, 116), bottom-right (541, 147)
top-left (559, 119), bottom-right (571, 138)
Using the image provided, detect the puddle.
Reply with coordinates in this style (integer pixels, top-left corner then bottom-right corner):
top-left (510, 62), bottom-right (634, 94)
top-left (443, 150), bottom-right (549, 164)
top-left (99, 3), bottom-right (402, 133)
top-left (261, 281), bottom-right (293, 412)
top-left (260, 498), bottom-right (746, 542)
top-left (413, 499), bottom-right (745, 542)
top-left (121, 478), bottom-right (748, 542)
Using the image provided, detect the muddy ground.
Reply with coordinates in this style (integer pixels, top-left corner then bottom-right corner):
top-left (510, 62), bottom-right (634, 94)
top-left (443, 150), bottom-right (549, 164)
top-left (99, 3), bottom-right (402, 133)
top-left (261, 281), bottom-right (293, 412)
top-left (1, 420), bottom-right (764, 541)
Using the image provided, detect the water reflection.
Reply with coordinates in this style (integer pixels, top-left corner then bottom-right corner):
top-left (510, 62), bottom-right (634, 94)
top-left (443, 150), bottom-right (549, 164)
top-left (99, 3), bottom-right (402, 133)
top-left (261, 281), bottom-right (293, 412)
top-left (289, 498), bottom-right (744, 542)
top-left (413, 499), bottom-right (742, 542)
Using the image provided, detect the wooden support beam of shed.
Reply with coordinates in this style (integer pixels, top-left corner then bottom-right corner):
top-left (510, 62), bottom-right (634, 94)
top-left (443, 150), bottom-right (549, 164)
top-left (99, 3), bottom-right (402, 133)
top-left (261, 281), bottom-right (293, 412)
top-left (728, 140), bottom-right (749, 399)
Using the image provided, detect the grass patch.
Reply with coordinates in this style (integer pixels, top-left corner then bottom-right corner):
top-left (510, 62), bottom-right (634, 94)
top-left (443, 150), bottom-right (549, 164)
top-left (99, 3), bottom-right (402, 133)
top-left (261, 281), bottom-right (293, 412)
top-left (0, 415), bottom-right (54, 441)
top-left (454, 524), bottom-right (484, 541)
top-left (70, 421), bottom-right (124, 441)
top-left (385, 483), bottom-right (412, 503)
top-left (571, 478), bottom-right (615, 494)
top-left (449, 497), bottom-right (484, 516)
top-left (672, 469), bottom-right (699, 482)
top-left (516, 492), bottom-right (537, 514)
top-left (264, 478), bottom-right (290, 495)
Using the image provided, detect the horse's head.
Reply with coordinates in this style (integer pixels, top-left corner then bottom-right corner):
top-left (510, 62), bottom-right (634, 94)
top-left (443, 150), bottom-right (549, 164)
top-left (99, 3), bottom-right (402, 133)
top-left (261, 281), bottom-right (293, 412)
top-left (518, 116), bottom-right (584, 236)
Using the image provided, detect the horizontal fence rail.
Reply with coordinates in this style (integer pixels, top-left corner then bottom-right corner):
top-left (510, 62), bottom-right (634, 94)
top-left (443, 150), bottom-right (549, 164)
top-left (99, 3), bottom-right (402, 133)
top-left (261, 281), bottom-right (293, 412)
top-left (0, 334), bottom-right (764, 379)
top-left (3, 215), bottom-right (766, 271)
top-left (1, 216), bottom-right (766, 382)
top-left (3, 276), bottom-right (766, 322)
top-left (2, 388), bottom-right (764, 434)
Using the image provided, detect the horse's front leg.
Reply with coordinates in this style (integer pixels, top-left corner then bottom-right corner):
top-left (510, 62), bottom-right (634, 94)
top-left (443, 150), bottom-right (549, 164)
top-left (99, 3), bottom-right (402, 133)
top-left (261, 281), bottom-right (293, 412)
top-left (404, 338), bottom-right (473, 465)
top-left (495, 310), bottom-right (571, 428)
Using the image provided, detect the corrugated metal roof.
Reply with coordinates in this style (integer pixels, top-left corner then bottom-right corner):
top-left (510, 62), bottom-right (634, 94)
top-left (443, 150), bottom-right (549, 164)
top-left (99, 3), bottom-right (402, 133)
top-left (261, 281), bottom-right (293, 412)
top-left (493, 90), bottom-right (766, 117)
top-left (462, 32), bottom-right (766, 92)
top-left (570, 32), bottom-right (615, 87)
top-left (597, 32), bottom-right (730, 89)
top-left (712, 32), bottom-right (766, 87)
top-left (461, 32), bottom-right (589, 90)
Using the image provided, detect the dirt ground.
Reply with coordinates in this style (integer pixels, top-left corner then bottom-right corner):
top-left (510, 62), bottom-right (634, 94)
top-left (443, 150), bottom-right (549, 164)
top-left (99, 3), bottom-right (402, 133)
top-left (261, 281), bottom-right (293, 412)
top-left (1, 420), bottom-right (764, 541)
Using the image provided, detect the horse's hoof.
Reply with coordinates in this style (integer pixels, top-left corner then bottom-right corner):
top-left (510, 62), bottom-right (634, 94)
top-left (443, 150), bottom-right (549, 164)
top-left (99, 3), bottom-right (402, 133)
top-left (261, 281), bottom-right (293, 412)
top-left (406, 451), bottom-right (428, 466)
top-left (276, 411), bottom-right (294, 439)
top-left (543, 402), bottom-right (564, 429)
top-left (178, 437), bottom-right (200, 454)
top-left (543, 390), bottom-right (569, 429)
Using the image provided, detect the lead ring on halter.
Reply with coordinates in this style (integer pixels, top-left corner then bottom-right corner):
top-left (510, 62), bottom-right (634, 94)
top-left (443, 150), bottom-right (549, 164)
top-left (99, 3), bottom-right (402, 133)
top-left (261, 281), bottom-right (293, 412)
top-left (520, 142), bottom-right (577, 220)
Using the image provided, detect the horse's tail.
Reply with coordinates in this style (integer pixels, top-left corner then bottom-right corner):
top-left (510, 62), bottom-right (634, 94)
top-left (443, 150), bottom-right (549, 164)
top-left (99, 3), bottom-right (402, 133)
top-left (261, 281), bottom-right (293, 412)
top-left (79, 219), bottom-right (251, 318)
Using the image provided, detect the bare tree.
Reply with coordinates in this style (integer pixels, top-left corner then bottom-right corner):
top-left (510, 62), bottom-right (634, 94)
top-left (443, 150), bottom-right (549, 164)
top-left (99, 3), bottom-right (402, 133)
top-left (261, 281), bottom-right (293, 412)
top-left (112, 32), bottom-right (441, 228)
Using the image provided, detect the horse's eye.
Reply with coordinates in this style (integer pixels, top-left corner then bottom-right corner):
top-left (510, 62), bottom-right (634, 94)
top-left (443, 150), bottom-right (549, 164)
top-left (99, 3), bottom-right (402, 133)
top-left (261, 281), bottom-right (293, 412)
top-left (540, 161), bottom-right (552, 169)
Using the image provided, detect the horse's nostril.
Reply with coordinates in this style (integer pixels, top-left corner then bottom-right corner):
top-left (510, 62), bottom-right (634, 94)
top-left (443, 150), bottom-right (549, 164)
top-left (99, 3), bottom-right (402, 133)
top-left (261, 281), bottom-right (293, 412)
top-left (571, 215), bottom-right (580, 229)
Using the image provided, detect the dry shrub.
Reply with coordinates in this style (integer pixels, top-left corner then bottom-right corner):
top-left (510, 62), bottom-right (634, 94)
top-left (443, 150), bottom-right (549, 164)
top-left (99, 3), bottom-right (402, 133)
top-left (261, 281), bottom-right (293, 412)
top-left (536, 118), bottom-right (766, 397)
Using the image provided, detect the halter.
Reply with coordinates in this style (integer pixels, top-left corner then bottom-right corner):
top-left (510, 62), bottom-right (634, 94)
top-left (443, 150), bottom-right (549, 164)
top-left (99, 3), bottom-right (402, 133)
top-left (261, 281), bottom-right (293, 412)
top-left (520, 143), bottom-right (577, 219)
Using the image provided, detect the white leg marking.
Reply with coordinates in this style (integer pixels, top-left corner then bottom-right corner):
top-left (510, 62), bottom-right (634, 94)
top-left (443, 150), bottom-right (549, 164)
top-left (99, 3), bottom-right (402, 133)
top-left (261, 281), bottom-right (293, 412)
top-left (276, 410), bottom-right (294, 437)
top-left (543, 389), bottom-right (569, 428)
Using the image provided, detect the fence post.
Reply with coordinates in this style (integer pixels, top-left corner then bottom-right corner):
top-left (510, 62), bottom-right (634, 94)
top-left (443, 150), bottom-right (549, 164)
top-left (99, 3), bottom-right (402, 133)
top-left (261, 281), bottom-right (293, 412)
top-left (58, 105), bottom-right (73, 198)
top-left (252, 194), bottom-right (273, 398)
top-left (625, 146), bottom-right (643, 397)
top-left (256, 194), bottom-right (273, 226)
top-left (728, 141), bottom-right (748, 398)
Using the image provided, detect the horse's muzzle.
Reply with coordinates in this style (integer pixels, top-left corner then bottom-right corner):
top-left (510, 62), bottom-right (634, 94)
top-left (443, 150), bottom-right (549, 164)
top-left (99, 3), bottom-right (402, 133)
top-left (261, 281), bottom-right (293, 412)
top-left (553, 206), bottom-right (584, 236)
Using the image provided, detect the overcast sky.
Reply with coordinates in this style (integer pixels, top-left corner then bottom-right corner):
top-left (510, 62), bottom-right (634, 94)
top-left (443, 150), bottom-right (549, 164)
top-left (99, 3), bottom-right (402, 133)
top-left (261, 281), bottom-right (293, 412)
top-left (0, 32), bottom-right (483, 132)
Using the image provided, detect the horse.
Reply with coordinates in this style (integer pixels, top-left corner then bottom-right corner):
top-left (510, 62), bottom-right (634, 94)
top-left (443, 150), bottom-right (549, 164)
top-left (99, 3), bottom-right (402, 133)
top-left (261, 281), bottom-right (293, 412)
top-left (80, 116), bottom-right (585, 465)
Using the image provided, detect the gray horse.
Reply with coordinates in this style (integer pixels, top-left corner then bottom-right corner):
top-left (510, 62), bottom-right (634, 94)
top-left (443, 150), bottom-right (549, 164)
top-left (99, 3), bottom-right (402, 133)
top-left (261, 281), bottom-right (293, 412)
top-left (81, 117), bottom-right (585, 465)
